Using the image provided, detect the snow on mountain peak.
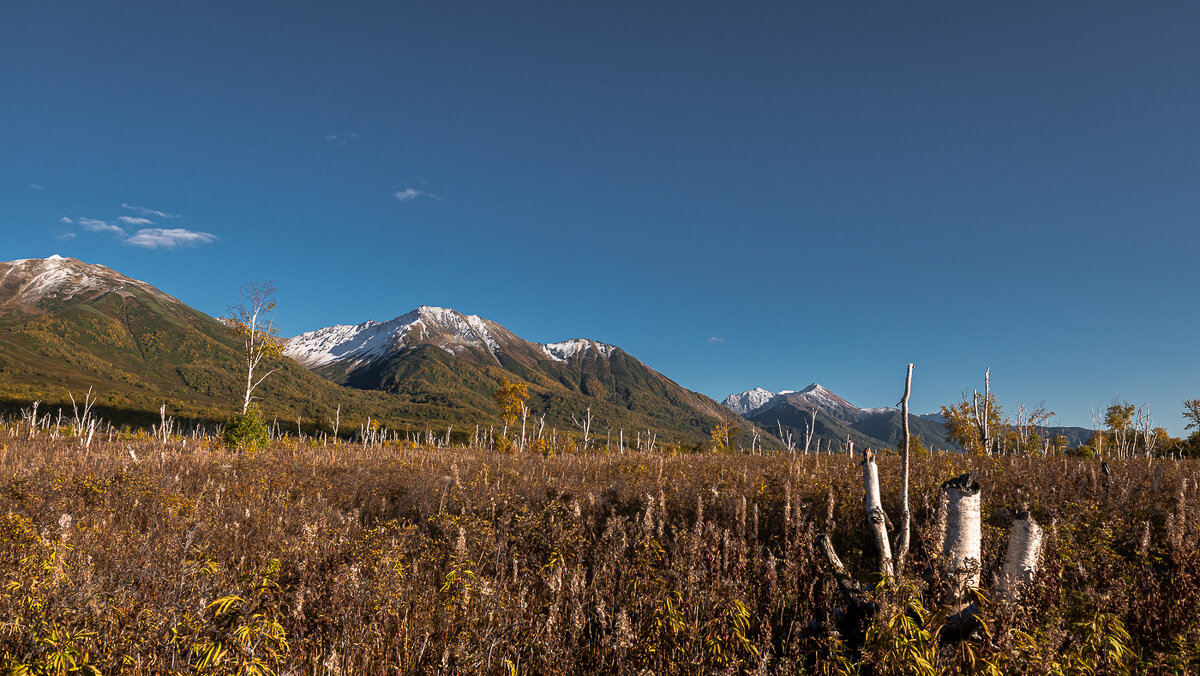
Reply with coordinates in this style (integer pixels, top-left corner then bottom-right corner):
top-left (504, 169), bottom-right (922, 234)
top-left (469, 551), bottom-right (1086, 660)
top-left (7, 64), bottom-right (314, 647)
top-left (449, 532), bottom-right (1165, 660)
top-left (284, 305), bottom-right (626, 370)
top-left (1, 255), bottom-right (171, 307)
top-left (284, 305), bottom-right (506, 368)
top-left (723, 382), bottom-right (899, 420)
top-left (722, 387), bottom-right (778, 416)
top-left (540, 338), bottom-right (616, 363)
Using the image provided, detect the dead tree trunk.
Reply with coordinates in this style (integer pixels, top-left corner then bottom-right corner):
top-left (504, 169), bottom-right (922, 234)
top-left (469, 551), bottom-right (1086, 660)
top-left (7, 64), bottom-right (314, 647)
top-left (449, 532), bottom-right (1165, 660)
top-left (997, 511), bottom-right (1044, 603)
top-left (862, 450), bottom-right (894, 579)
top-left (896, 363), bottom-right (914, 572)
top-left (941, 473), bottom-right (982, 606)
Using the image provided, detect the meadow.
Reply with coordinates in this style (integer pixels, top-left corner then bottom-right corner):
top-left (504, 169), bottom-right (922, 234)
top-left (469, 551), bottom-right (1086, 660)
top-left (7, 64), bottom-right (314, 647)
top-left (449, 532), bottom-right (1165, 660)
top-left (1, 425), bottom-right (1197, 674)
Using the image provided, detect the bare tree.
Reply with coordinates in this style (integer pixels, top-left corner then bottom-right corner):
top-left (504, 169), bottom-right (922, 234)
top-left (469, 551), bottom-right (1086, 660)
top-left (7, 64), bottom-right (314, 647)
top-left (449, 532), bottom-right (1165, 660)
top-left (227, 281), bottom-right (282, 414)
top-left (572, 407), bottom-right (593, 449)
top-left (776, 420), bottom-right (795, 454)
top-left (803, 408), bottom-right (816, 454)
top-left (328, 405), bottom-right (341, 443)
top-left (972, 367), bottom-right (992, 455)
top-left (895, 363), bottom-right (913, 571)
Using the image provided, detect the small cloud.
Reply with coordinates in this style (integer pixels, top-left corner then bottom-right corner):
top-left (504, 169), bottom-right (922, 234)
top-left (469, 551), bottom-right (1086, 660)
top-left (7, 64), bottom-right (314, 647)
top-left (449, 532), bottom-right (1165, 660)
top-left (394, 187), bottom-right (440, 202)
top-left (707, 336), bottom-right (726, 343)
top-left (78, 217), bottom-right (126, 235)
top-left (325, 131), bottom-right (360, 146)
top-left (121, 203), bottom-right (180, 219)
top-left (117, 216), bottom-right (155, 226)
top-left (55, 232), bottom-right (76, 241)
top-left (125, 228), bottom-right (217, 249)
top-left (27, 184), bottom-right (46, 191)
top-left (59, 216), bottom-right (73, 224)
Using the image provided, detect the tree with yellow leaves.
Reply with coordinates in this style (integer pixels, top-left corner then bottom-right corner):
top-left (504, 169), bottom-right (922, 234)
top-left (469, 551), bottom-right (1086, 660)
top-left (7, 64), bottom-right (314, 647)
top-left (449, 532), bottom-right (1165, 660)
top-left (493, 378), bottom-right (529, 447)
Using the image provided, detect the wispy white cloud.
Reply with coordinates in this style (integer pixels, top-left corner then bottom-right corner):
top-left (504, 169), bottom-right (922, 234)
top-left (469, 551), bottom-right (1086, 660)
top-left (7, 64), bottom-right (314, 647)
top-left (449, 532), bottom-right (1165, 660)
top-left (394, 187), bottom-right (440, 202)
top-left (121, 203), bottom-right (180, 219)
top-left (706, 336), bottom-right (726, 343)
top-left (56, 232), bottom-right (76, 241)
top-left (125, 228), bottom-right (217, 249)
top-left (325, 131), bottom-right (360, 146)
top-left (78, 217), bottom-right (126, 235)
top-left (70, 204), bottom-right (215, 251)
top-left (27, 184), bottom-right (46, 191)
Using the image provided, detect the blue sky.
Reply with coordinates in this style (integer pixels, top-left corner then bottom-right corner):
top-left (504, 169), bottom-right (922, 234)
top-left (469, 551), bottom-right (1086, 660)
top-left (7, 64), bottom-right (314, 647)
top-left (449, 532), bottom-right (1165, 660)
top-left (3, 2), bottom-right (1198, 434)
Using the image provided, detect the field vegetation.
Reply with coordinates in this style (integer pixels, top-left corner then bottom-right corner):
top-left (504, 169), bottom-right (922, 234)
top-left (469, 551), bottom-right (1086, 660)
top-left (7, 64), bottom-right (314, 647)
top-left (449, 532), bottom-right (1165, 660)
top-left (1, 414), bottom-right (1199, 675)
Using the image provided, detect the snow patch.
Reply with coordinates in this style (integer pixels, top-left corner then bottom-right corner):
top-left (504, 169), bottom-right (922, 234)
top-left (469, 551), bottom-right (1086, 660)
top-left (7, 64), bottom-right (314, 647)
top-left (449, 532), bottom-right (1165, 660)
top-left (284, 305), bottom-right (505, 367)
top-left (540, 338), bottom-right (616, 363)
top-left (1, 255), bottom-right (169, 305)
top-left (722, 387), bottom-right (778, 416)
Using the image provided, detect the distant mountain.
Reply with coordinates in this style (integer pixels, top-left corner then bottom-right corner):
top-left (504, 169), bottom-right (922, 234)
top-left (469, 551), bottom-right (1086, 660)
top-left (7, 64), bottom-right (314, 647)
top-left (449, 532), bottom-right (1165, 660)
top-left (285, 306), bottom-right (750, 444)
top-left (731, 383), bottom-right (962, 452)
top-left (724, 383), bottom-right (1092, 452)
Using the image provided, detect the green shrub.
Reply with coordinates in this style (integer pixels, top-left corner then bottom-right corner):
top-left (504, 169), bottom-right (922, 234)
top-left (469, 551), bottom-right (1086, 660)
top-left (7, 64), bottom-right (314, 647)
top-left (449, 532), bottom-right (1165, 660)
top-left (222, 407), bottom-right (270, 454)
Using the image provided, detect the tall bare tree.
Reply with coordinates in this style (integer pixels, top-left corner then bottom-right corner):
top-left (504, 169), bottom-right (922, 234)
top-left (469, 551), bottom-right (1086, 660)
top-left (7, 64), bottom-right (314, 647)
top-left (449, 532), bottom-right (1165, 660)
top-left (895, 363), bottom-right (914, 571)
top-left (228, 281), bottom-right (283, 414)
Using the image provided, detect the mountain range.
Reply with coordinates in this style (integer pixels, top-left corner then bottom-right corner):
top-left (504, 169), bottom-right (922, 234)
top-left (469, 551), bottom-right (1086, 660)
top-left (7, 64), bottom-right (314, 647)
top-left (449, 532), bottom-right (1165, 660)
top-left (0, 255), bottom-right (1089, 451)
top-left (282, 304), bottom-right (744, 442)
top-left (0, 255), bottom-right (745, 444)
top-left (722, 384), bottom-right (1093, 451)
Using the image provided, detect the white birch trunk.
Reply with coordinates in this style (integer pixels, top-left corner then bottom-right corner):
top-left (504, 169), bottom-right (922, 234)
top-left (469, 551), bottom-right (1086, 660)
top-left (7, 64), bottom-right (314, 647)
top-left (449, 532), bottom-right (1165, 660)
top-left (997, 511), bottom-right (1043, 603)
top-left (896, 363), bottom-right (913, 571)
top-left (941, 473), bottom-right (982, 604)
top-left (862, 453), bottom-right (894, 578)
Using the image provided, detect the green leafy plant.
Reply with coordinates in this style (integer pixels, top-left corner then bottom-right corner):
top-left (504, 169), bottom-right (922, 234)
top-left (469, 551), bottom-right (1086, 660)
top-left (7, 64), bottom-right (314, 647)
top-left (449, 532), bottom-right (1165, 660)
top-left (222, 407), bottom-right (270, 454)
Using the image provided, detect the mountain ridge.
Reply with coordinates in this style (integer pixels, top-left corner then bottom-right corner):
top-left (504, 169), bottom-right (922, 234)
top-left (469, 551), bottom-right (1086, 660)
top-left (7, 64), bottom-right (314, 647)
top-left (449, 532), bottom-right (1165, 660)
top-left (0, 256), bottom-right (746, 445)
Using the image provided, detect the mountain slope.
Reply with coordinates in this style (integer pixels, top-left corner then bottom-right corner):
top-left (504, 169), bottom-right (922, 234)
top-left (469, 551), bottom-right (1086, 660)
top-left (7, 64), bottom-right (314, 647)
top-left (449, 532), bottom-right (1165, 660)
top-left (285, 306), bottom-right (746, 444)
top-left (0, 257), bottom-right (502, 431)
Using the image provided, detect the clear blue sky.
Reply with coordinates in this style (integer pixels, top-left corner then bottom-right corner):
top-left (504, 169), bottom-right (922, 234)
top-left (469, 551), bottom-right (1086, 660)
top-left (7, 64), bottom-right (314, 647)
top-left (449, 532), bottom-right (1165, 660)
top-left (3, 2), bottom-right (1198, 434)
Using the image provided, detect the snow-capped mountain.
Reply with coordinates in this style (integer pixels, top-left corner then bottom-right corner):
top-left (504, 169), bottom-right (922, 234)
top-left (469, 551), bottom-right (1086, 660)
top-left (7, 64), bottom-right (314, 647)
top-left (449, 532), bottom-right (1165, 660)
top-left (723, 383), bottom-right (896, 423)
top-left (284, 306), bottom-right (621, 370)
top-left (284, 306), bottom-right (737, 439)
top-left (724, 382), bottom-right (967, 452)
top-left (0, 255), bottom-right (178, 310)
top-left (285, 306), bottom-right (507, 367)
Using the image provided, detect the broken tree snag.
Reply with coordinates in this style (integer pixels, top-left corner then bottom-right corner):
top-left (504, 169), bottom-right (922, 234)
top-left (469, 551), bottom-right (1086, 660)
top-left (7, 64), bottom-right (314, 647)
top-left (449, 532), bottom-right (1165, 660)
top-left (941, 473), bottom-right (982, 605)
top-left (997, 511), bottom-right (1043, 603)
top-left (862, 449), bottom-right (894, 579)
top-left (817, 533), bottom-right (868, 607)
top-left (896, 363), bottom-right (914, 572)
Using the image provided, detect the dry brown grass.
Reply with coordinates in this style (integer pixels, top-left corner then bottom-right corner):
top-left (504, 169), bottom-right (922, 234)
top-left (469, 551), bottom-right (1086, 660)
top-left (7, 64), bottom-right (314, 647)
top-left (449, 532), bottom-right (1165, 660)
top-left (1, 432), bottom-right (1198, 674)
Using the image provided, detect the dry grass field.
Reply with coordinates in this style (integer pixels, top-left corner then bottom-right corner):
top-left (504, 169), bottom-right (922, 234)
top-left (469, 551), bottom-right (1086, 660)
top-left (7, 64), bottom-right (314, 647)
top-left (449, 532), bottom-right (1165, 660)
top-left (1, 428), bottom-right (1198, 674)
